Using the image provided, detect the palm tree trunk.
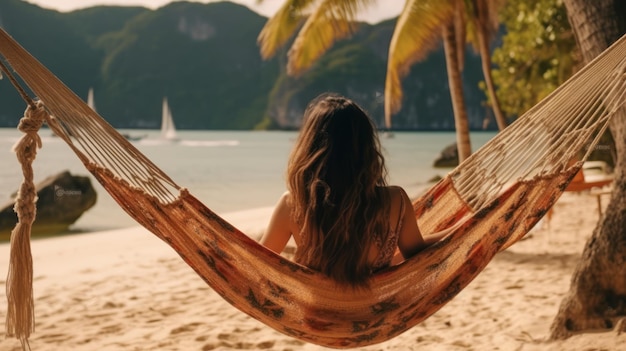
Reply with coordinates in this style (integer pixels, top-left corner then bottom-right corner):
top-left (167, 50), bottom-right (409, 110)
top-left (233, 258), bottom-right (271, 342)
top-left (476, 30), bottom-right (507, 130)
top-left (442, 21), bottom-right (472, 162)
top-left (473, 0), bottom-right (507, 131)
top-left (550, 0), bottom-right (626, 339)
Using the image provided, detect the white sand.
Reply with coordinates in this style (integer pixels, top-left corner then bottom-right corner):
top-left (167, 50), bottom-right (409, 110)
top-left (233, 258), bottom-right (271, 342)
top-left (1, 193), bottom-right (625, 351)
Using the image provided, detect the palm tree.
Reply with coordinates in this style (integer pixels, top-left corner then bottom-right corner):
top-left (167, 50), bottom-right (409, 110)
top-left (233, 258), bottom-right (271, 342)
top-left (550, 0), bottom-right (626, 338)
top-left (472, 0), bottom-right (508, 130)
top-left (385, 1), bottom-right (473, 160)
top-left (257, 0), bottom-right (505, 162)
top-left (385, 0), bottom-right (505, 161)
top-left (258, 0), bottom-right (373, 76)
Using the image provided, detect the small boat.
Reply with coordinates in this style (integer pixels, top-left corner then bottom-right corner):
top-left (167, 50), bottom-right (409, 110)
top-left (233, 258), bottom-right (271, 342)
top-left (87, 87), bottom-right (96, 111)
top-left (161, 97), bottom-right (179, 141)
top-left (122, 133), bottom-right (146, 142)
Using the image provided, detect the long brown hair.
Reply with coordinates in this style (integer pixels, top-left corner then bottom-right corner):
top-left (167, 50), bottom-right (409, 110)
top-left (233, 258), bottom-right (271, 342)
top-left (287, 93), bottom-right (389, 286)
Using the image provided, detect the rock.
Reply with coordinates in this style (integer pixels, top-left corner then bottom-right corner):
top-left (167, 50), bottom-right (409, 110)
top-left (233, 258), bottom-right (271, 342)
top-left (433, 143), bottom-right (459, 168)
top-left (428, 174), bottom-right (443, 183)
top-left (0, 170), bottom-right (97, 239)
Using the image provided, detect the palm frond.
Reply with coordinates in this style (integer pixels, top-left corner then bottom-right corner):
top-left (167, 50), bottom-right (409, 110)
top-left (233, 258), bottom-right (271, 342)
top-left (455, 1), bottom-right (467, 71)
top-left (482, 0), bottom-right (505, 36)
top-left (384, 0), bottom-right (456, 127)
top-left (257, 0), bottom-right (317, 60)
top-left (465, 0), bottom-right (505, 52)
top-left (286, 0), bottom-right (377, 76)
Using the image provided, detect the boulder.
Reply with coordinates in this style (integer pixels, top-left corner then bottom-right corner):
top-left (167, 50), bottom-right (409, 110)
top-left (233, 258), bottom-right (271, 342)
top-left (433, 142), bottom-right (459, 168)
top-left (0, 170), bottom-right (97, 239)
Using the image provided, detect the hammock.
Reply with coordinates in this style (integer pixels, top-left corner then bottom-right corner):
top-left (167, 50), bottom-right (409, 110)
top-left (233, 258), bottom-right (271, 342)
top-left (1, 28), bottom-right (625, 349)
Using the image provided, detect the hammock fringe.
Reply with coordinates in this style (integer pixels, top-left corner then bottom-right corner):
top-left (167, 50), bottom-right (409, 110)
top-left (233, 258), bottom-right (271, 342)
top-left (5, 102), bottom-right (48, 351)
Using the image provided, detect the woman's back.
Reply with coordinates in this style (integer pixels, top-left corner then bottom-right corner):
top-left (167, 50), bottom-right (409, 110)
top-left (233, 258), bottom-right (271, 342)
top-left (260, 94), bottom-right (426, 286)
top-left (370, 186), bottom-right (406, 271)
top-left (280, 186), bottom-right (407, 268)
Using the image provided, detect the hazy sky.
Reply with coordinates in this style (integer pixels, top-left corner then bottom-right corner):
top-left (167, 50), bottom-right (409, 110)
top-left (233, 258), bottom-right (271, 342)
top-left (25, 0), bottom-right (405, 24)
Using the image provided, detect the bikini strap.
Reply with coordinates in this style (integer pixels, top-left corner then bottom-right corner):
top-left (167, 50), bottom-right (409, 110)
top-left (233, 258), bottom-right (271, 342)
top-left (393, 191), bottom-right (405, 234)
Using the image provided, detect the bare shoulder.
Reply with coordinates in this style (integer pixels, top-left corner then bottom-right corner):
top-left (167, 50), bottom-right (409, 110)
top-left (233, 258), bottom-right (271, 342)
top-left (279, 190), bottom-right (292, 201)
top-left (277, 190), bottom-right (301, 245)
top-left (274, 191), bottom-right (295, 219)
top-left (266, 191), bottom-right (293, 225)
top-left (385, 185), bottom-right (409, 202)
top-left (380, 186), bottom-right (410, 218)
top-left (276, 190), bottom-right (292, 207)
top-left (261, 190), bottom-right (296, 253)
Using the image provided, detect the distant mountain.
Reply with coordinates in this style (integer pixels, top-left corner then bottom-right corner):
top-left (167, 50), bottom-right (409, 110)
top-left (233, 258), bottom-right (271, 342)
top-left (64, 6), bottom-right (149, 43)
top-left (0, 0), bottom-right (102, 126)
top-left (0, 0), bottom-right (492, 130)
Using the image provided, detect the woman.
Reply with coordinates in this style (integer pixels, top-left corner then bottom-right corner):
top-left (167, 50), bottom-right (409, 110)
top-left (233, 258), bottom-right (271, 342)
top-left (260, 93), bottom-right (448, 286)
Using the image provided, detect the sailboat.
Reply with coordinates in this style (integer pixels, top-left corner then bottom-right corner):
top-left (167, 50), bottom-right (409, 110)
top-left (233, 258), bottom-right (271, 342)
top-left (87, 87), bottom-right (96, 111)
top-left (161, 97), bottom-right (179, 141)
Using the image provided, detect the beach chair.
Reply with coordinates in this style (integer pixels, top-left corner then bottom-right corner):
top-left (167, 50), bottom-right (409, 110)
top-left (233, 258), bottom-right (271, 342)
top-left (565, 161), bottom-right (614, 192)
top-left (544, 161), bottom-right (614, 227)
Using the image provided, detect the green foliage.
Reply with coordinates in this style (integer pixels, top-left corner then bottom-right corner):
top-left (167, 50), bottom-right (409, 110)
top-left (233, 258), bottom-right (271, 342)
top-left (489, 0), bottom-right (578, 118)
top-left (63, 6), bottom-right (149, 44)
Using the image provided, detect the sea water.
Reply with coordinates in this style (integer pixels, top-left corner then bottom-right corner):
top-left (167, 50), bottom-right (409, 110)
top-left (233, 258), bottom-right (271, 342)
top-left (0, 128), bottom-right (496, 233)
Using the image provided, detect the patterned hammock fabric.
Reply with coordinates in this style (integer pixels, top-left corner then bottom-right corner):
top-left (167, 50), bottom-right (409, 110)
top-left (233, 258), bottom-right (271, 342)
top-left (1, 29), bottom-right (625, 349)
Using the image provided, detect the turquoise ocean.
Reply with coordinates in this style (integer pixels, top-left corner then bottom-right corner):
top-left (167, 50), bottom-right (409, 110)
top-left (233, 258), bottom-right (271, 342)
top-left (0, 128), bottom-right (496, 233)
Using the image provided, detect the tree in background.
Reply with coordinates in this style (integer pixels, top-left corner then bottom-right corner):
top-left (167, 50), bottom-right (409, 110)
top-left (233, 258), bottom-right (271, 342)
top-left (257, 0), bottom-right (373, 76)
top-left (385, 0), bottom-right (506, 162)
top-left (385, 1), bottom-right (473, 160)
top-left (550, 0), bottom-right (626, 339)
top-left (257, 0), bottom-right (506, 163)
top-left (489, 0), bottom-right (578, 119)
top-left (471, 0), bottom-right (509, 131)
top-left (490, 0), bottom-right (616, 167)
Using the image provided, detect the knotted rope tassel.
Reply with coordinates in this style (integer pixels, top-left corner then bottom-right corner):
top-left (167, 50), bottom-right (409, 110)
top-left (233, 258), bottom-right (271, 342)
top-left (6, 100), bottom-right (47, 350)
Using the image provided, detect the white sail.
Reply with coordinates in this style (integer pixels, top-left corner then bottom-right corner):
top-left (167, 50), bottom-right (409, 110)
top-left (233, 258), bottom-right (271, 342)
top-left (87, 87), bottom-right (96, 112)
top-left (161, 97), bottom-right (178, 141)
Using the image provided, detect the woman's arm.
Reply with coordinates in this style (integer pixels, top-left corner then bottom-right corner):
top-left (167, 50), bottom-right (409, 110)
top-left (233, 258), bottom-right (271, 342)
top-left (396, 188), bottom-right (427, 259)
top-left (259, 192), bottom-right (293, 255)
top-left (395, 188), bottom-right (462, 261)
top-left (423, 219), bottom-right (465, 244)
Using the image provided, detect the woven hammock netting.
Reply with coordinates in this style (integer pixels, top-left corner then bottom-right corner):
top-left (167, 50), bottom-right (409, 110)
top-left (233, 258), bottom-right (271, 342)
top-left (0, 28), bottom-right (625, 349)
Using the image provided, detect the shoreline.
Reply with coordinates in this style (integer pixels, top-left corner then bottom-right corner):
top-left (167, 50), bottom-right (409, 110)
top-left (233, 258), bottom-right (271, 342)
top-left (1, 182), bottom-right (434, 244)
top-left (1, 193), bottom-right (625, 350)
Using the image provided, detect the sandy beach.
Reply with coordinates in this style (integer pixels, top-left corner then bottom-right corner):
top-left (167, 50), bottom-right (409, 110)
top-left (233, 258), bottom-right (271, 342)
top-left (0, 191), bottom-right (624, 351)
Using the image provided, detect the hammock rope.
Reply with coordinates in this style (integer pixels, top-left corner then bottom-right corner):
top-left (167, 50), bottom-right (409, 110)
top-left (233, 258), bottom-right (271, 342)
top-left (0, 28), bottom-right (625, 349)
top-left (4, 101), bottom-right (48, 350)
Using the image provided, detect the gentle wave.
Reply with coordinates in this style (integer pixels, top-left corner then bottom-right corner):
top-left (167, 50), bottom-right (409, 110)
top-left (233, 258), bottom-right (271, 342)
top-left (137, 138), bottom-right (240, 147)
top-left (179, 140), bottom-right (240, 147)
